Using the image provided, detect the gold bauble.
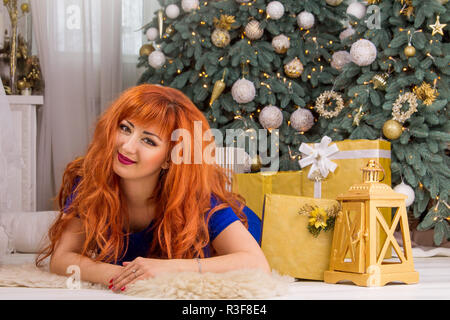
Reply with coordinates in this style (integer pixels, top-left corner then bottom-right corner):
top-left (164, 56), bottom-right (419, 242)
top-left (382, 120), bottom-right (403, 140)
top-left (250, 155), bottom-right (262, 172)
top-left (139, 44), bottom-right (155, 57)
top-left (21, 3), bottom-right (30, 13)
top-left (17, 79), bottom-right (26, 90)
top-left (284, 57), bottom-right (304, 78)
top-left (210, 70), bottom-right (227, 106)
top-left (166, 25), bottom-right (175, 36)
top-left (372, 73), bottom-right (389, 91)
top-left (404, 45), bottom-right (416, 57)
top-left (325, 0), bottom-right (343, 6)
top-left (211, 28), bottom-right (231, 48)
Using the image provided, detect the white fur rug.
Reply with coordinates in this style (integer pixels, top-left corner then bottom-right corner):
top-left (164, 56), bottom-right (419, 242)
top-left (0, 263), bottom-right (294, 299)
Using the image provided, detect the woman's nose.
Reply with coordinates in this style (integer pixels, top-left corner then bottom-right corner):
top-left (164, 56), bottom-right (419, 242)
top-left (121, 135), bottom-right (139, 153)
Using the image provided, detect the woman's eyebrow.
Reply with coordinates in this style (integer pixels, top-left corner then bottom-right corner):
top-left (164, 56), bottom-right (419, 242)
top-left (125, 120), bottom-right (162, 141)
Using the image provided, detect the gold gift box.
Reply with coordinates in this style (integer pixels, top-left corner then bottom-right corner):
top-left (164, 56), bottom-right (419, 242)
top-left (300, 139), bottom-right (392, 259)
top-left (300, 139), bottom-right (391, 199)
top-left (261, 193), bottom-right (337, 280)
top-left (232, 170), bottom-right (302, 220)
top-left (232, 139), bottom-right (393, 260)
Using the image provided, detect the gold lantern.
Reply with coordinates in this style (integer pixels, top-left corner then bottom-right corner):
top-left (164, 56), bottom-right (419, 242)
top-left (324, 160), bottom-right (419, 287)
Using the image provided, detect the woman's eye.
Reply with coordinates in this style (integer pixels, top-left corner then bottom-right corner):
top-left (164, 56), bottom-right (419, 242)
top-left (119, 124), bottom-right (130, 132)
top-left (143, 138), bottom-right (156, 146)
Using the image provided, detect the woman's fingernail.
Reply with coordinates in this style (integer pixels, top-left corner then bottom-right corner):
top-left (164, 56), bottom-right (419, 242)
top-left (109, 279), bottom-right (113, 284)
top-left (120, 286), bottom-right (126, 292)
top-left (108, 284), bottom-right (113, 289)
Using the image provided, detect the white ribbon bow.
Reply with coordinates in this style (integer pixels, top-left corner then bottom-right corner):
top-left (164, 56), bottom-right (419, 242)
top-left (298, 136), bottom-right (339, 181)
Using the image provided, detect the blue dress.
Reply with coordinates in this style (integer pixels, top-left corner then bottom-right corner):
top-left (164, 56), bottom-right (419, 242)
top-left (64, 177), bottom-right (261, 265)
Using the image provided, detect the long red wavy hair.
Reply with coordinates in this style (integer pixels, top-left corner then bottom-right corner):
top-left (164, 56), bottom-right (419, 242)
top-left (36, 84), bottom-right (248, 266)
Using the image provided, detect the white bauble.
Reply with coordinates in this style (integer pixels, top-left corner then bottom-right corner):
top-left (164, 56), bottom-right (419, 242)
top-left (240, 149), bottom-right (253, 173)
top-left (245, 20), bottom-right (264, 40)
top-left (267, 1), bottom-right (285, 20)
top-left (290, 108), bottom-right (314, 132)
top-left (165, 4), bottom-right (180, 19)
top-left (146, 27), bottom-right (158, 41)
top-left (181, 0), bottom-right (199, 12)
top-left (346, 1), bottom-right (366, 19)
top-left (331, 51), bottom-right (352, 70)
top-left (231, 78), bottom-right (256, 104)
top-left (350, 39), bottom-right (377, 66)
top-left (393, 182), bottom-right (415, 207)
top-left (272, 34), bottom-right (290, 54)
top-left (148, 50), bottom-right (166, 69)
top-left (259, 105), bottom-right (283, 129)
top-left (297, 11), bottom-right (315, 29)
top-left (339, 27), bottom-right (355, 40)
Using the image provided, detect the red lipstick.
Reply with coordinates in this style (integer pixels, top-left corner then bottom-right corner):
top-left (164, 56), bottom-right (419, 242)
top-left (118, 152), bottom-right (136, 165)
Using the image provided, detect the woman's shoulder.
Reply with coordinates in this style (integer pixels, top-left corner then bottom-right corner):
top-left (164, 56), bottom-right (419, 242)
top-left (207, 194), bottom-right (262, 243)
top-left (208, 194), bottom-right (260, 222)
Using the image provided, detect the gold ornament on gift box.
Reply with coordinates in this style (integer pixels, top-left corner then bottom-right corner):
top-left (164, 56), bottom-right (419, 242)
top-left (210, 69), bottom-right (227, 106)
top-left (429, 15), bottom-right (446, 36)
top-left (413, 82), bottom-right (439, 106)
top-left (382, 119), bottom-right (403, 140)
top-left (298, 202), bottom-right (340, 237)
top-left (372, 73), bottom-right (389, 90)
top-left (324, 160), bottom-right (419, 287)
top-left (211, 15), bottom-right (235, 48)
top-left (284, 57), bottom-right (304, 78)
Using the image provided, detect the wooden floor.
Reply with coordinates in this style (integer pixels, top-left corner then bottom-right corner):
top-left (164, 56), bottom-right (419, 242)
top-left (0, 255), bottom-right (449, 300)
top-left (274, 257), bottom-right (450, 300)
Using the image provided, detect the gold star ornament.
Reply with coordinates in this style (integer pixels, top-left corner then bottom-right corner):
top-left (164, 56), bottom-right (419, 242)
top-left (429, 16), bottom-right (446, 36)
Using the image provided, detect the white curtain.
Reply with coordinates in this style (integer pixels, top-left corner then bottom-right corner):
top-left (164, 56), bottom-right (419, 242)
top-left (32, 0), bottom-right (159, 210)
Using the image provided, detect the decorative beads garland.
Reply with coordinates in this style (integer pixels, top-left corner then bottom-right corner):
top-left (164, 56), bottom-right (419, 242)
top-left (392, 92), bottom-right (418, 123)
top-left (315, 90), bottom-right (345, 119)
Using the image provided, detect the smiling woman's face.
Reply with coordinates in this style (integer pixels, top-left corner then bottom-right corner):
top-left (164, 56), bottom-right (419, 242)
top-left (112, 119), bottom-right (170, 181)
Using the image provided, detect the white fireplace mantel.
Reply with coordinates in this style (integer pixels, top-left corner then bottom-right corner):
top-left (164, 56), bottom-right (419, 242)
top-left (4, 95), bottom-right (44, 212)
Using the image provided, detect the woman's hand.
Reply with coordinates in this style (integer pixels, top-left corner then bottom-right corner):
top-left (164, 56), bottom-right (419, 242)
top-left (110, 257), bottom-right (177, 293)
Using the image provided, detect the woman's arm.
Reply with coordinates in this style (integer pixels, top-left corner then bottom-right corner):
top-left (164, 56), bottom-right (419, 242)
top-left (110, 221), bottom-right (270, 292)
top-left (50, 218), bottom-right (124, 286)
top-left (189, 220), bottom-right (270, 273)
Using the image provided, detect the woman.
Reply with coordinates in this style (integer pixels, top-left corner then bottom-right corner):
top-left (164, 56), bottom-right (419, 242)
top-left (36, 84), bottom-right (270, 293)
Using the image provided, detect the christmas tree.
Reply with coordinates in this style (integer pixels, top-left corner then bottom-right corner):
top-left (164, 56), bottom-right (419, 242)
top-left (137, 0), bottom-right (449, 245)
top-left (322, 0), bottom-right (449, 245)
